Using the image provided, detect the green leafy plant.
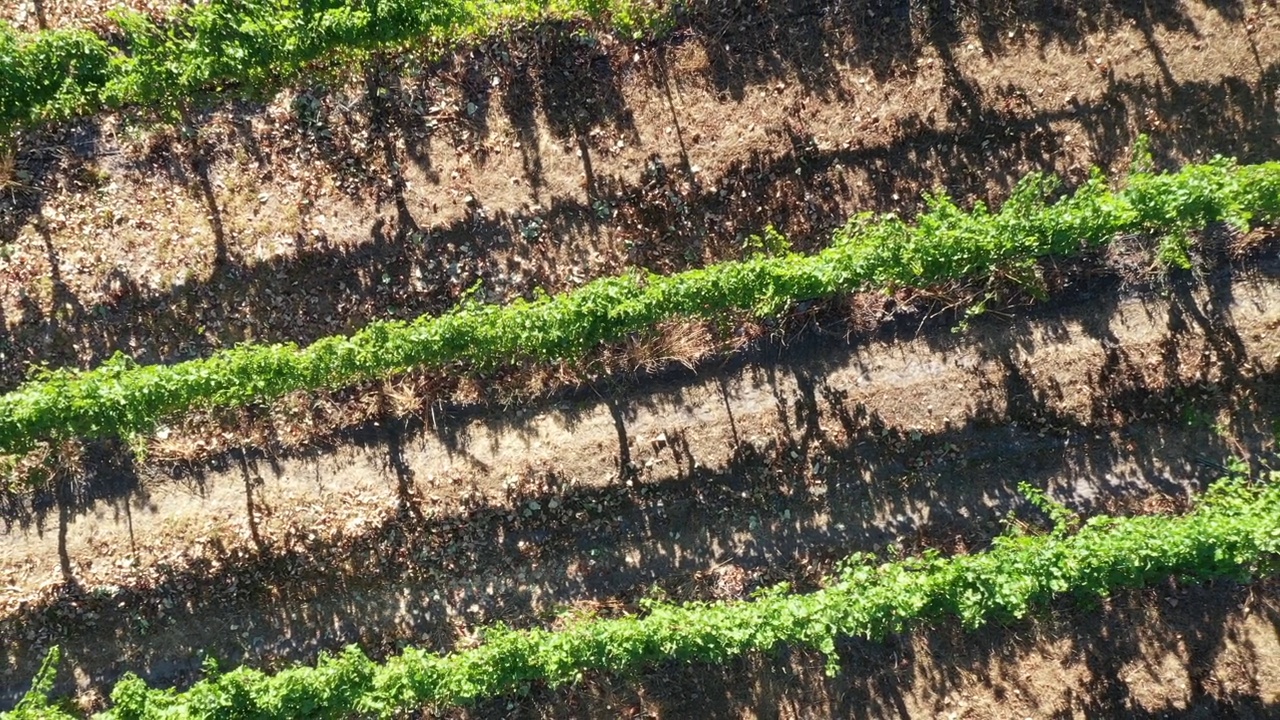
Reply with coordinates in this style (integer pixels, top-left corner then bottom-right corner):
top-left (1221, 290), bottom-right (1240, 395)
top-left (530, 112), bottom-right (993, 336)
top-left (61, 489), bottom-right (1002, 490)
top-left (6, 647), bottom-right (75, 720)
top-left (0, 158), bottom-right (1276, 459)
top-left (743, 224), bottom-right (791, 256)
top-left (0, 0), bottom-right (672, 132)
top-left (10, 472), bottom-right (1280, 719)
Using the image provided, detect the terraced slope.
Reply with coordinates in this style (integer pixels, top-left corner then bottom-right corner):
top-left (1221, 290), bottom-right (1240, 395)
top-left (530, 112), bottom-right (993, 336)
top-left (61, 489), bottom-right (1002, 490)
top-left (1, 0), bottom-right (1278, 716)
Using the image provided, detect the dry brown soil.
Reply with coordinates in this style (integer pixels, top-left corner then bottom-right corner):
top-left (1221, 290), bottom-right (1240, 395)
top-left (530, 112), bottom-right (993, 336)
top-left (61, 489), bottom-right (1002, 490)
top-left (1, 0), bottom-right (1280, 716)
top-left (0, 0), bottom-right (173, 33)
top-left (2, 0), bottom-right (1277, 392)
top-left (2, 257), bottom-right (1279, 713)
top-left (466, 580), bottom-right (1280, 719)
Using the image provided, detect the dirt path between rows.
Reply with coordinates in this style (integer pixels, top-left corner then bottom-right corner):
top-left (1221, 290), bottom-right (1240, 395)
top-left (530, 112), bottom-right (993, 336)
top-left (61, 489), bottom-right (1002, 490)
top-left (3, 0), bottom-right (1280, 712)
top-left (2, 258), bottom-right (1278, 709)
top-left (2, 0), bottom-right (1277, 395)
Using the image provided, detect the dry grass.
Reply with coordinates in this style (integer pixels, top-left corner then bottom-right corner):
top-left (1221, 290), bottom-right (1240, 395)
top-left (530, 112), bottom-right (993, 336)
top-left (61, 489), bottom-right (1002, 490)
top-left (622, 320), bottom-right (718, 373)
top-left (0, 142), bottom-right (23, 201)
top-left (1230, 228), bottom-right (1280, 259)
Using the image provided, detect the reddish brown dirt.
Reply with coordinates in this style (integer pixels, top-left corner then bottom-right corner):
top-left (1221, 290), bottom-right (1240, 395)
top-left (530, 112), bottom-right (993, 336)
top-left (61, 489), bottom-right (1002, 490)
top-left (2, 0), bottom-right (1280, 715)
top-left (0, 0), bottom-right (172, 32)
top-left (467, 581), bottom-right (1280, 719)
top-left (2, 259), bottom-right (1279, 711)
top-left (1, 0), bottom-right (1277, 394)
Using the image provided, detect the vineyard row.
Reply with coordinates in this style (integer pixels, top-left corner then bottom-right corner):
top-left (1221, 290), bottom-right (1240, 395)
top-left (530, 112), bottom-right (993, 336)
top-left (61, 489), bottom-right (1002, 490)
top-left (0, 0), bottom-right (664, 131)
top-left (1, 156), bottom-right (1277, 457)
top-left (10, 472), bottom-right (1280, 718)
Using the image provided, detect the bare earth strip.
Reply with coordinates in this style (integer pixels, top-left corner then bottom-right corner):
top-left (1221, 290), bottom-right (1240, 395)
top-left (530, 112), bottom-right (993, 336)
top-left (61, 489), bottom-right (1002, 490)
top-left (1, 0), bottom-right (1277, 393)
top-left (1, 259), bottom-right (1278, 708)
top-left (2, 0), bottom-right (1280, 713)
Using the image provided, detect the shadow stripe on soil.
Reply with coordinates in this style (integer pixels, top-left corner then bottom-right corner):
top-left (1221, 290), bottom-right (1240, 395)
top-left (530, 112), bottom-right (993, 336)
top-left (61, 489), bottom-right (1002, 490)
top-left (3, 260), bottom-right (1280, 707)
top-left (2, 2), bottom-right (1276, 393)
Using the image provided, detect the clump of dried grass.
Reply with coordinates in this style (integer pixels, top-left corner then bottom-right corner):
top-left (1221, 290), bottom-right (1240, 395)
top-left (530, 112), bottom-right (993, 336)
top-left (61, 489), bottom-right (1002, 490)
top-left (0, 141), bottom-right (19, 198)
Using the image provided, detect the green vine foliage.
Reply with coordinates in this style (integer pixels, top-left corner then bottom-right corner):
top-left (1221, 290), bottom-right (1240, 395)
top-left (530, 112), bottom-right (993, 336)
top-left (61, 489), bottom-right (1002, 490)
top-left (4, 647), bottom-right (72, 720)
top-left (10, 473), bottom-right (1280, 719)
top-left (0, 0), bottom-right (663, 129)
top-left (0, 24), bottom-right (112, 127)
top-left (0, 159), bottom-right (1277, 457)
